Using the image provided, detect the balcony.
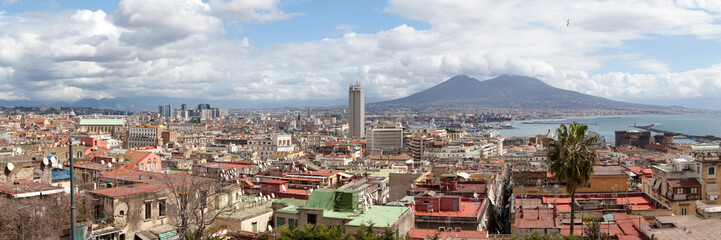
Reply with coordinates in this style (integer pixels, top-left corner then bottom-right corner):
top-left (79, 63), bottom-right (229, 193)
top-left (666, 192), bottom-right (701, 201)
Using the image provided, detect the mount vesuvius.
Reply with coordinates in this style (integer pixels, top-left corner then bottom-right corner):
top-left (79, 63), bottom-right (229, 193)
top-left (372, 75), bottom-right (684, 111)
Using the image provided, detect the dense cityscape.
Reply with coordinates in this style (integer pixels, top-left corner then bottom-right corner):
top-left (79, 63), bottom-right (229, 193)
top-left (0, 80), bottom-right (719, 240)
top-left (3, 0), bottom-right (721, 240)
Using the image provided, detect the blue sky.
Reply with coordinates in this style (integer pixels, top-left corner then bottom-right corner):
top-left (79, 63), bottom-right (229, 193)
top-left (1, 0), bottom-right (721, 109)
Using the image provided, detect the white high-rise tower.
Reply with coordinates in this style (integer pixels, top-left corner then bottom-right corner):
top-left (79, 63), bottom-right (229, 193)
top-left (348, 83), bottom-right (365, 139)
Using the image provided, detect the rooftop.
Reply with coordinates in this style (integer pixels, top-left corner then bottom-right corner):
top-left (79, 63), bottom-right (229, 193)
top-left (414, 200), bottom-right (484, 218)
top-left (79, 119), bottom-right (124, 126)
top-left (0, 181), bottom-right (64, 198)
top-left (407, 229), bottom-right (489, 239)
top-left (274, 189), bottom-right (410, 227)
top-left (515, 206), bottom-right (560, 229)
top-left (642, 215), bottom-right (721, 240)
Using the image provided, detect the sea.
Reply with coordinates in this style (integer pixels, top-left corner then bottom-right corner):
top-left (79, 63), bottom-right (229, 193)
top-left (497, 113), bottom-right (721, 144)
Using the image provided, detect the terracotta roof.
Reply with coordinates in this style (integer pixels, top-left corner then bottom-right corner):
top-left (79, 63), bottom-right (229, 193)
top-left (408, 228), bottom-right (489, 239)
top-left (667, 178), bottom-right (702, 188)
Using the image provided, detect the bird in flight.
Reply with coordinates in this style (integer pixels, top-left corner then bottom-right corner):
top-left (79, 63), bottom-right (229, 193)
top-left (566, 19), bottom-right (570, 27)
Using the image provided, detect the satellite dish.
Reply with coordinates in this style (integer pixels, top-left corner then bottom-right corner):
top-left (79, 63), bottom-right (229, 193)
top-left (108, 162), bottom-right (112, 168)
top-left (101, 160), bottom-right (105, 165)
top-left (254, 197), bottom-right (259, 202)
top-left (6, 162), bottom-right (14, 171)
top-left (281, 185), bottom-right (287, 192)
top-left (42, 158), bottom-right (49, 166)
top-left (51, 156), bottom-right (58, 164)
top-left (271, 193), bottom-right (275, 198)
top-left (268, 225), bottom-right (273, 231)
top-left (58, 163), bottom-right (64, 169)
top-left (15, 148), bottom-right (22, 155)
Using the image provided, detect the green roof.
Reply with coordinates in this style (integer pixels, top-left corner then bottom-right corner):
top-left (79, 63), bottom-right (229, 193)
top-left (274, 189), bottom-right (409, 228)
top-left (302, 189), bottom-right (357, 211)
top-left (79, 119), bottom-right (124, 126)
top-left (274, 198), bottom-right (307, 214)
top-left (345, 206), bottom-right (409, 227)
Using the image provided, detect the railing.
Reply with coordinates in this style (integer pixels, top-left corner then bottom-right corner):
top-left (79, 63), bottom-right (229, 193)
top-left (666, 193), bottom-right (701, 201)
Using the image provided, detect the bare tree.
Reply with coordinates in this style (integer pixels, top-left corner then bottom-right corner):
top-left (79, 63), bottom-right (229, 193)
top-left (158, 172), bottom-right (238, 239)
top-left (0, 193), bottom-right (95, 240)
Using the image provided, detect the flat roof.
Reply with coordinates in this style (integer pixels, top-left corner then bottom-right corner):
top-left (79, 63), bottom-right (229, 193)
top-left (415, 201), bottom-right (483, 218)
top-left (667, 178), bottom-right (702, 188)
top-left (0, 181), bottom-right (64, 198)
top-left (79, 119), bottom-right (124, 126)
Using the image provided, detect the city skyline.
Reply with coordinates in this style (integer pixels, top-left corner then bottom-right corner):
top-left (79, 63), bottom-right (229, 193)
top-left (1, 0), bottom-right (721, 110)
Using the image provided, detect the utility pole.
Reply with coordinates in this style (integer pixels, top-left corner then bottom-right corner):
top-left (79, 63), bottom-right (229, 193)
top-left (70, 138), bottom-right (76, 240)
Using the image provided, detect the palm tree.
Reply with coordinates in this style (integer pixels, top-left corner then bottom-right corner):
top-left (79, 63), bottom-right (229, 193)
top-left (547, 122), bottom-right (599, 236)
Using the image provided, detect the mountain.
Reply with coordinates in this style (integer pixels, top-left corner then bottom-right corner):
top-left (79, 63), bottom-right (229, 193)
top-left (373, 75), bottom-right (677, 111)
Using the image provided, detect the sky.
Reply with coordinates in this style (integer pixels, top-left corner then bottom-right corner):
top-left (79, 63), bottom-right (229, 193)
top-left (1, 0), bottom-right (721, 109)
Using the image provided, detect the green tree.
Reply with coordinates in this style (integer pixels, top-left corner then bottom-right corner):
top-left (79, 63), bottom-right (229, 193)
top-left (273, 223), bottom-right (410, 240)
top-left (583, 217), bottom-right (609, 240)
top-left (547, 122), bottom-right (599, 236)
top-left (513, 232), bottom-right (578, 240)
top-left (275, 224), bottom-right (348, 240)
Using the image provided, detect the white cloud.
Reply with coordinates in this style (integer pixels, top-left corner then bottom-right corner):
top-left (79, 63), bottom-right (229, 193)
top-left (0, 0), bottom-right (719, 105)
top-left (209, 0), bottom-right (296, 23)
top-left (632, 59), bottom-right (670, 73)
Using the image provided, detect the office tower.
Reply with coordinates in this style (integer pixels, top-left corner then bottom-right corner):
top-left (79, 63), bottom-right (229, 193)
top-left (198, 103), bottom-right (211, 110)
top-left (368, 126), bottom-right (403, 150)
top-left (181, 104), bottom-right (187, 111)
top-left (158, 104), bottom-right (172, 118)
top-left (348, 83), bottom-right (365, 138)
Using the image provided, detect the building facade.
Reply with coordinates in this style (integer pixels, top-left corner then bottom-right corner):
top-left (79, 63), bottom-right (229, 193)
top-left (128, 126), bottom-right (160, 148)
top-left (348, 83), bottom-right (365, 139)
top-left (367, 126), bottom-right (403, 151)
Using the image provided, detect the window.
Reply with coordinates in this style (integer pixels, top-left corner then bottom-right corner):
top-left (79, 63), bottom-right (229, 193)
top-left (180, 194), bottom-right (188, 207)
top-left (307, 214), bottom-right (317, 225)
top-left (681, 207), bottom-right (688, 215)
top-left (159, 199), bottom-right (166, 217)
top-left (277, 217), bottom-right (286, 227)
top-left (201, 191), bottom-right (208, 208)
top-left (145, 202), bottom-right (152, 219)
top-left (252, 222), bottom-right (258, 233)
top-left (288, 218), bottom-right (297, 227)
top-left (710, 167), bottom-right (716, 176)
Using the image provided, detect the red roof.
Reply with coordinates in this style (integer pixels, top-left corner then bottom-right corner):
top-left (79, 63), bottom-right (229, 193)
top-left (88, 170), bottom-right (211, 198)
top-left (414, 200), bottom-right (484, 218)
top-left (260, 180), bottom-right (288, 185)
top-left (667, 178), bottom-right (702, 188)
top-left (515, 207), bottom-right (560, 229)
top-left (408, 229), bottom-right (489, 240)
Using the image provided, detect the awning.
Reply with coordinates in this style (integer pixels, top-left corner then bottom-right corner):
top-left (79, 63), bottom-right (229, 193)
top-left (654, 179), bottom-right (662, 191)
top-left (337, 172), bottom-right (353, 178)
top-left (707, 183), bottom-right (720, 196)
top-left (135, 230), bottom-right (157, 240)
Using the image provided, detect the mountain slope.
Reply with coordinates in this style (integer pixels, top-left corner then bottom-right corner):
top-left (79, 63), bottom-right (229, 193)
top-left (374, 75), bottom-right (666, 110)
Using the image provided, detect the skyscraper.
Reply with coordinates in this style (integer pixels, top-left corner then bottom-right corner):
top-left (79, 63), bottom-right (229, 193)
top-left (158, 104), bottom-right (172, 118)
top-left (348, 83), bottom-right (365, 138)
top-left (198, 103), bottom-right (210, 110)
